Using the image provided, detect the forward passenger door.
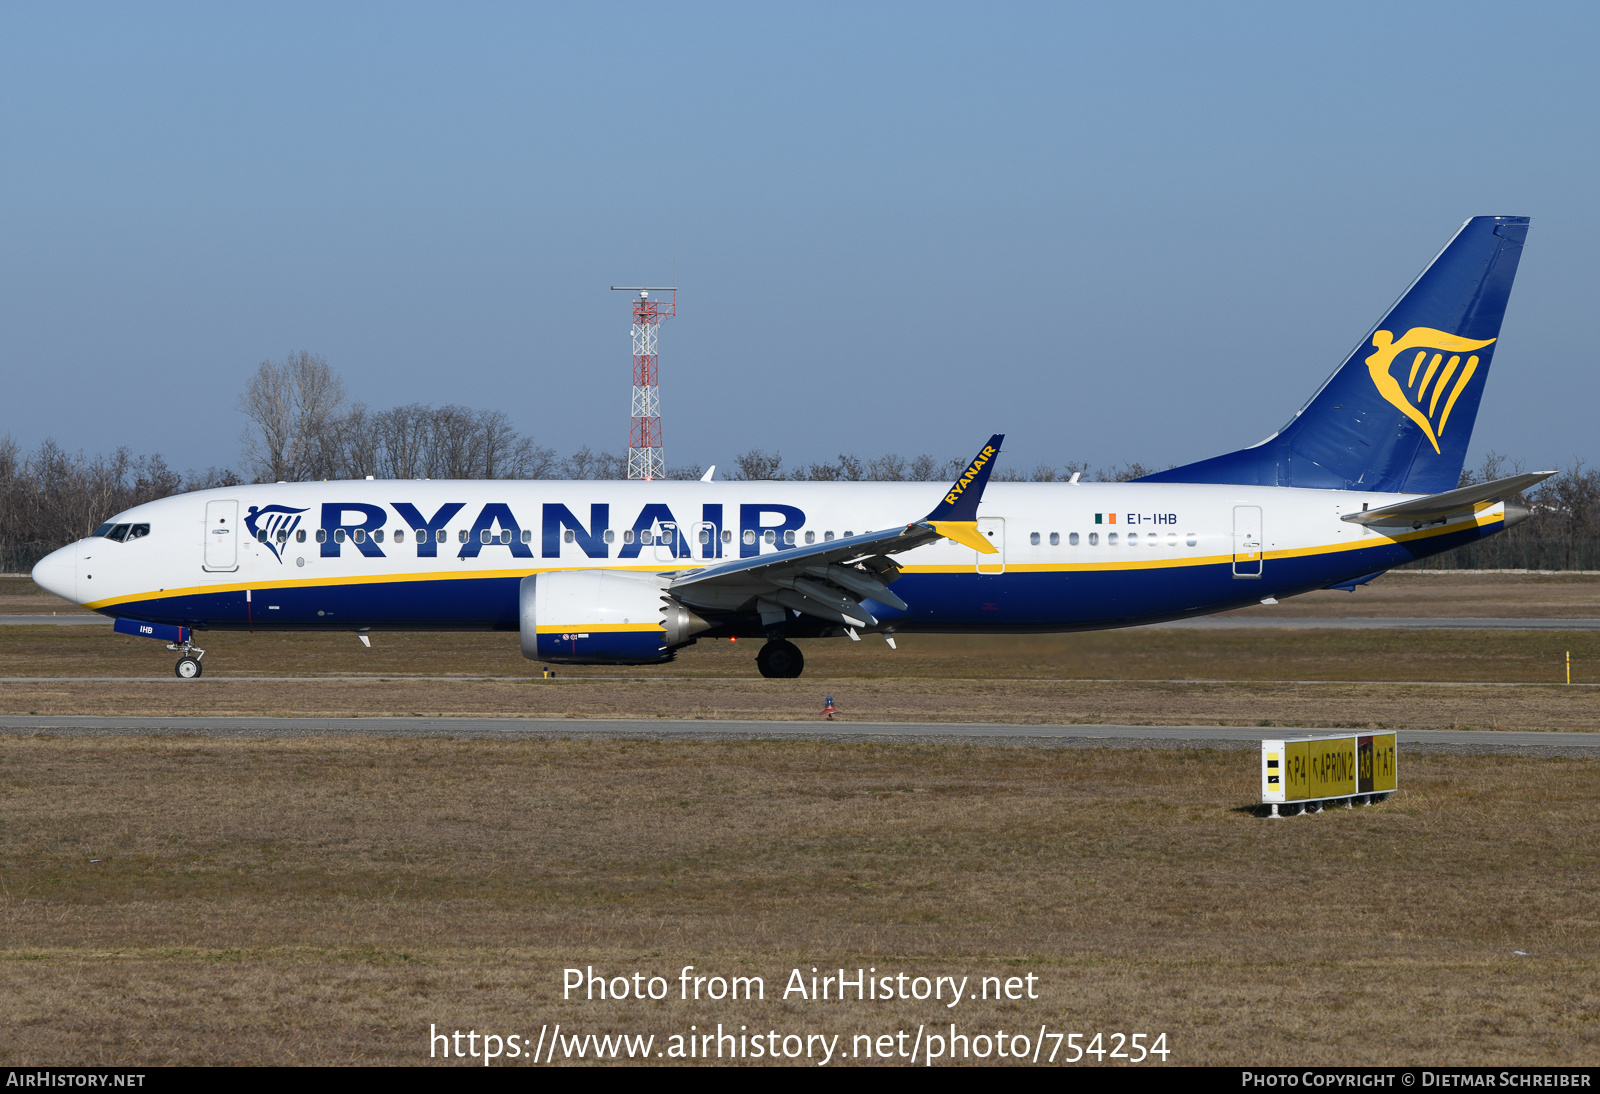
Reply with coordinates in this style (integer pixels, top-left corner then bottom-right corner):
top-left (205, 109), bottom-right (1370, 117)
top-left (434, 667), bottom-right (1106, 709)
top-left (204, 500), bottom-right (239, 572)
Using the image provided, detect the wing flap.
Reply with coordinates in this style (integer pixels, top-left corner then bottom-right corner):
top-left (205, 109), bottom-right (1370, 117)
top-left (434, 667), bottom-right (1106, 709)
top-left (1340, 471), bottom-right (1553, 525)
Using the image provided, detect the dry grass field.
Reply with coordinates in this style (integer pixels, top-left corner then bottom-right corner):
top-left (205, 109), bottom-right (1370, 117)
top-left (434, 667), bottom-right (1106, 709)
top-left (1, 736), bottom-right (1596, 1066)
top-left (2, 621), bottom-right (1599, 729)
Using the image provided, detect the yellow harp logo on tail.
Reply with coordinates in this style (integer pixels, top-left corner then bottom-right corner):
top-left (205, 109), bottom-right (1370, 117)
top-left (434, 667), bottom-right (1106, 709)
top-left (1364, 327), bottom-right (1495, 454)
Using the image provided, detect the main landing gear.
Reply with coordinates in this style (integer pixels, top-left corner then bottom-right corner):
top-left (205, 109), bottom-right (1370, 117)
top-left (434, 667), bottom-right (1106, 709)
top-left (168, 641), bottom-right (205, 679)
top-left (756, 639), bottom-right (805, 679)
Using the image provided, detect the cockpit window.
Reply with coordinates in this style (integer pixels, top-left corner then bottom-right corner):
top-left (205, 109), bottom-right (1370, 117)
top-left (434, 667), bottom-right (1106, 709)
top-left (91, 522), bottom-right (149, 542)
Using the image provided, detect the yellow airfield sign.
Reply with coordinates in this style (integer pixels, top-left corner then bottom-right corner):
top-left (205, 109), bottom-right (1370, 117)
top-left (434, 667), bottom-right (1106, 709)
top-left (1260, 733), bottom-right (1396, 815)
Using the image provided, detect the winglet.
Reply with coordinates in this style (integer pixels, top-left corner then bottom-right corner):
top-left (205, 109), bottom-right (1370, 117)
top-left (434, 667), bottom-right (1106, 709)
top-left (924, 434), bottom-right (1004, 553)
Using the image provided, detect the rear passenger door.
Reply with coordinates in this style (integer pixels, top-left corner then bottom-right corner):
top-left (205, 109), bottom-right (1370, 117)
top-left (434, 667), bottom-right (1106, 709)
top-left (204, 500), bottom-right (239, 571)
top-left (1233, 505), bottom-right (1263, 577)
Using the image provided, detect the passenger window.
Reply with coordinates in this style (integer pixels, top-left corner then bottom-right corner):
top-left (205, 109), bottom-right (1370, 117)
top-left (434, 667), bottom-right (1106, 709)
top-left (297, 529), bottom-right (307, 543)
top-left (373, 529), bottom-right (384, 543)
top-left (623, 529), bottom-right (634, 544)
top-left (522, 529), bottom-right (532, 543)
top-left (1030, 532), bottom-right (1040, 545)
top-left (1127, 532), bottom-right (1137, 545)
top-left (334, 529), bottom-right (346, 543)
top-left (500, 530), bottom-right (511, 544)
top-left (641, 530), bottom-right (654, 545)
top-left (1068, 532), bottom-right (1079, 546)
top-left (107, 524), bottom-right (130, 542)
top-left (743, 530), bottom-right (756, 545)
top-left (699, 528), bottom-right (711, 545)
top-left (436, 529), bottom-right (446, 543)
top-left (1088, 532), bottom-right (1098, 545)
top-left (603, 529), bottom-right (615, 543)
top-left (316, 529), bottom-right (328, 543)
top-left (805, 530), bottom-right (815, 544)
top-left (1167, 532), bottom-right (1177, 546)
top-left (256, 529), bottom-right (268, 543)
top-left (564, 529), bottom-right (575, 543)
top-left (1049, 532), bottom-right (1059, 546)
top-left (1186, 533), bottom-right (1197, 547)
top-left (764, 530), bottom-right (776, 545)
top-left (843, 530), bottom-right (854, 538)
top-left (824, 531), bottom-right (835, 541)
top-left (721, 529), bottom-right (732, 543)
top-left (458, 529), bottom-right (468, 543)
top-left (128, 524), bottom-right (150, 540)
top-left (276, 529), bottom-right (288, 544)
top-left (353, 529), bottom-right (366, 544)
top-left (479, 529), bottom-right (490, 544)
top-left (783, 530), bottom-right (795, 545)
top-left (1107, 532), bottom-right (1117, 545)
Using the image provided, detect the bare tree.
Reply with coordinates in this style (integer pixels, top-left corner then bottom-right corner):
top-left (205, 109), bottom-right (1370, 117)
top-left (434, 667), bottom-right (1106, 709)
top-left (1096, 462), bottom-right (1154, 482)
top-left (506, 436), bottom-right (561, 479)
top-left (562, 445), bottom-right (603, 480)
top-left (0, 436), bottom-right (239, 568)
top-left (866, 454), bottom-right (908, 481)
top-left (331, 404), bottom-right (384, 480)
top-left (238, 351), bottom-right (348, 482)
top-left (375, 404), bottom-right (432, 479)
top-left (729, 448), bottom-right (786, 481)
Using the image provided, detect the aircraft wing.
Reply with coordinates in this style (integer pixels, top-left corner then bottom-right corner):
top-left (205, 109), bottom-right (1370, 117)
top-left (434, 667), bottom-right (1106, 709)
top-left (668, 434), bottom-right (1004, 628)
top-left (1340, 471), bottom-right (1553, 526)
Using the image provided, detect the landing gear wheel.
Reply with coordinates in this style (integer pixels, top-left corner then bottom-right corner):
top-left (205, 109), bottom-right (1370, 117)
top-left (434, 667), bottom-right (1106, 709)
top-left (756, 639), bottom-right (805, 679)
top-left (175, 656), bottom-right (202, 679)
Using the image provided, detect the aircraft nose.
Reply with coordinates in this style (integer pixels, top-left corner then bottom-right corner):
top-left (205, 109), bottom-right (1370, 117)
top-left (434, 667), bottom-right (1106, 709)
top-left (32, 543), bottom-right (79, 604)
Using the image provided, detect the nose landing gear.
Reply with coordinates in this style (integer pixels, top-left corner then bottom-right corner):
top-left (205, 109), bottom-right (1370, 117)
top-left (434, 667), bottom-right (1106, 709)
top-left (168, 641), bottom-right (205, 679)
top-left (756, 639), bottom-right (805, 679)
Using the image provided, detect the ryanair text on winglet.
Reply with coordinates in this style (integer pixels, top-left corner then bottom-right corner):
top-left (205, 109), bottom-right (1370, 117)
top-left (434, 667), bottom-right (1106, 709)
top-left (944, 446), bottom-right (996, 505)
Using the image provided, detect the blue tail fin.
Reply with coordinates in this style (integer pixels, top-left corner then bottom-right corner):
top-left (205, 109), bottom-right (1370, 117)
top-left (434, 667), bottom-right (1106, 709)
top-left (1138, 216), bottom-right (1529, 493)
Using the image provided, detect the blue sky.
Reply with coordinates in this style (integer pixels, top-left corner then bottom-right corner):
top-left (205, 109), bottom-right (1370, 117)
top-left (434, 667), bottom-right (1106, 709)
top-left (2, 2), bottom-right (1597, 477)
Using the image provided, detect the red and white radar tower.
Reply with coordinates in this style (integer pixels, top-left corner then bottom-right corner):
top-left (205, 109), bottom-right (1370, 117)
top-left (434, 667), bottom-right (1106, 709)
top-left (610, 285), bottom-right (676, 481)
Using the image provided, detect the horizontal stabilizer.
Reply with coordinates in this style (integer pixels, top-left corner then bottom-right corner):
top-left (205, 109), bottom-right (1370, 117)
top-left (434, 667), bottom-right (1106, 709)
top-left (1340, 472), bottom-right (1553, 526)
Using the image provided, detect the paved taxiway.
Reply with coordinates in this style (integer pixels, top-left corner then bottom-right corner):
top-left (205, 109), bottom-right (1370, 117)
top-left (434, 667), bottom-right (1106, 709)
top-left (1, 715), bottom-right (1594, 753)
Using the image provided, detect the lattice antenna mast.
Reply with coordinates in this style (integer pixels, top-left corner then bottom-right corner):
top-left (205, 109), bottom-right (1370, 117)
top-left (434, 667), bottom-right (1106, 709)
top-left (610, 285), bottom-right (677, 481)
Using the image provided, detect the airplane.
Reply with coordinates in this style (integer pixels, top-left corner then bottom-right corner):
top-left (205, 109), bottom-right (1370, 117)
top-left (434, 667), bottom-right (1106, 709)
top-left (31, 215), bottom-right (1547, 680)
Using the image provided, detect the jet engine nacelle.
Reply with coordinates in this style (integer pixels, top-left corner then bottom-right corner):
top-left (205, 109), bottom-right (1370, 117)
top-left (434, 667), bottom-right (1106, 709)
top-left (520, 570), bottom-right (710, 665)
